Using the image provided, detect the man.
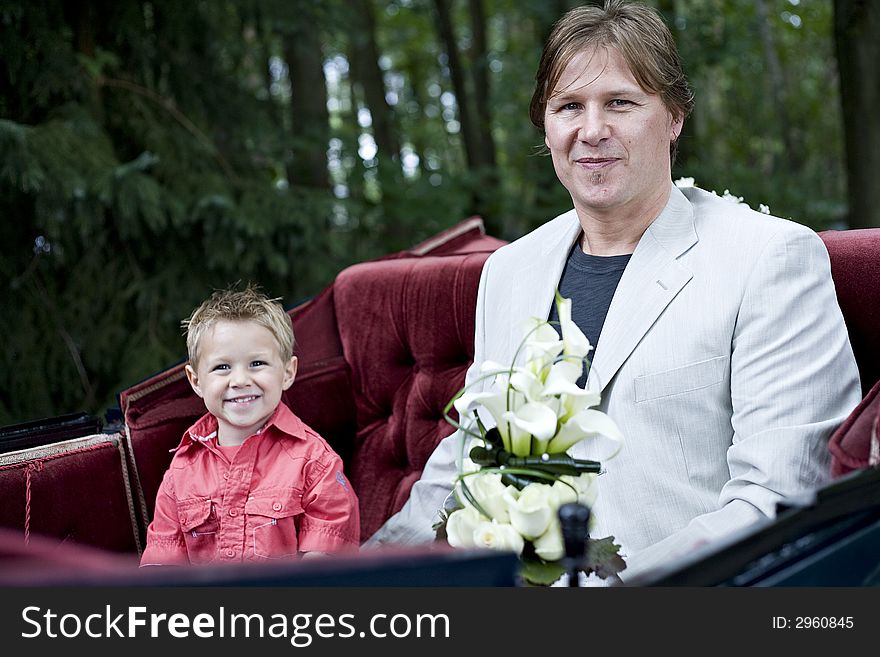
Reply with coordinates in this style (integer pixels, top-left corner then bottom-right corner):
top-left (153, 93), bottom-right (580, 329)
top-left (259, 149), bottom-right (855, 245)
top-left (366, 0), bottom-right (861, 582)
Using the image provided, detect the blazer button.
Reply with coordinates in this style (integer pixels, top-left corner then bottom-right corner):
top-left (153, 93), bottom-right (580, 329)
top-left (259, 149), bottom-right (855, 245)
top-left (272, 502), bottom-right (282, 511)
top-left (225, 548), bottom-right (235, 558)
top-left (228, 508), bottom-right (238, 517)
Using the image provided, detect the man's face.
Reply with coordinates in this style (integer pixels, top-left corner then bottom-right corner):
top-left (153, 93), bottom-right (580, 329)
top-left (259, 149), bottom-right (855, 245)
top-left (543, 46), bottom-right (683, 222)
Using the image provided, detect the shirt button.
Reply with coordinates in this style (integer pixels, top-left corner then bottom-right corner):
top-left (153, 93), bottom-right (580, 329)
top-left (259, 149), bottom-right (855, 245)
top-left (225, 548), bottom-right (235, 558)
top-left (228, 508), bottom-right (238, 517)
top-left (272, 502), bottom-right (282, 511)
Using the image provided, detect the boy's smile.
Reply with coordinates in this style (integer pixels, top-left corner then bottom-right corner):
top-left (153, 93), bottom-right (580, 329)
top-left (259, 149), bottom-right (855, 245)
top-left (185, 319), bottom-right (297, 446)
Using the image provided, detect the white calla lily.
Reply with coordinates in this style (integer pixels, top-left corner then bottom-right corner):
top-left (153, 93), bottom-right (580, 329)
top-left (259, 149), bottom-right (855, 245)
top-left (523, 319), bottom-right (564, 378)
top-left (453, 390), bottom-right (504, 419)
top-left (502, 402), bottom-right (558, 455)
top-left (560, 389), bottom-right (602, 420)
top-left (541, 359), bottom-right (587, 397)
top-left (556, 295), bottom-right (592, 360)
top-left (546, 408), bottom-right (624, 457)
top-left (501, 412), bottom-right (531, 456)
top-left (509, 369), bottom-right (543, 402)
top-left (452, 389), bottom-right (515, 450)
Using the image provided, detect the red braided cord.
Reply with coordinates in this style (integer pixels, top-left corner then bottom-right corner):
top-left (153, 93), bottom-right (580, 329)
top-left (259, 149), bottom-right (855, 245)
top-left (24, 461), bottom-right (43, 544)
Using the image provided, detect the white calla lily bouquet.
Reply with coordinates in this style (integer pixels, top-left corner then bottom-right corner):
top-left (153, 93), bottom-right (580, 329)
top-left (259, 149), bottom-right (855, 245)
top-left (436, 293), bottom-right (626, 585)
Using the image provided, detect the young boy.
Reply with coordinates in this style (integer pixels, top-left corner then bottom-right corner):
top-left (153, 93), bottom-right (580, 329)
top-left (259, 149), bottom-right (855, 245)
top-left (140, 285), bottom-right (359, 565)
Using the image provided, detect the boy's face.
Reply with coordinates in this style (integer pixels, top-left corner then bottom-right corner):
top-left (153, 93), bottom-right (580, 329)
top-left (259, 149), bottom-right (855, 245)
top-left (185, 319), bottom-right (297, 445)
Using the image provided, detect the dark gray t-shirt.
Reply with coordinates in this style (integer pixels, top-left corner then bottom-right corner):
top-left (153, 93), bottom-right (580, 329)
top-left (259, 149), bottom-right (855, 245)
top-left (547, 244), bottom-right (631, 387)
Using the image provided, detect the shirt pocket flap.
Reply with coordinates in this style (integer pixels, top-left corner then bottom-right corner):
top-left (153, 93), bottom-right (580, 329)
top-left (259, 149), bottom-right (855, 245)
top-left (178, 497), bottom-right (213, 532)
top-left (634, 355), bottom-right (728, 403)
top-left (245, 490), bottom-right (304, 519)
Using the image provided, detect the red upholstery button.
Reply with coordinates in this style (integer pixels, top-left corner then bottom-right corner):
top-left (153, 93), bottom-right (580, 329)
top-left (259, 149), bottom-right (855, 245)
top-left (228, 508), bottom-right (238, 517)
top-left (272, 502), bottom-right (282, 511)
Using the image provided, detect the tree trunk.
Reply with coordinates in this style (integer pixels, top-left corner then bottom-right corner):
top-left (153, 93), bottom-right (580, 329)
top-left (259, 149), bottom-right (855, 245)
top-left (834, 0), bottom-right (880, 228)
top-left (754, 0), bottom-right (799, 176)
top-left (466, 0), bottom-right (502, 234)
top-left (402, 57), bottom-right (430, 178)
top-left (433, 0), bottom-right (505, 232)
top-left (657, 0), bottom-right (695, 171)
top-left (283, 2), bottom-right (331, 191)
top-left (432, 0), bottom-right (480, 171)
top-left (467, 0), bottom-right (496, 170)
top-left (349, 0), bottom-right (401, 168)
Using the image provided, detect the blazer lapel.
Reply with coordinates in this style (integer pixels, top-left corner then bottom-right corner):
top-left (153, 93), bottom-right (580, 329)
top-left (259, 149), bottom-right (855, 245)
top-left (586, 186), bottom-right (698, 392)
top-left (505, 210), bottom-right (582, 363)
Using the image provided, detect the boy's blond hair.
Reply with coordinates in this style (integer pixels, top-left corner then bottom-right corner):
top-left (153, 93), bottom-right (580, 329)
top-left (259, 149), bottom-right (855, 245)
top-left (183, 284), bottom-right (295, 368)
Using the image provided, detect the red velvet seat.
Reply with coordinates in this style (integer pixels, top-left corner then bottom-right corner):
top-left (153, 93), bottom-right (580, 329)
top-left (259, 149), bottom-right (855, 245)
top-left (820, 228), bottom-right (880, 477)
top-left (820, 229), bottom-right (880, 396)
top-left (0, 434), bottom-right (141, 556)
top-left (333, 250), bottom-right (496, 538)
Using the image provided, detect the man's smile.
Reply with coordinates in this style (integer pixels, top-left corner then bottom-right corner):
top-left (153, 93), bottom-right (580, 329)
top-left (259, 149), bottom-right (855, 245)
top-left (574, 157), bottom-right (620, 170)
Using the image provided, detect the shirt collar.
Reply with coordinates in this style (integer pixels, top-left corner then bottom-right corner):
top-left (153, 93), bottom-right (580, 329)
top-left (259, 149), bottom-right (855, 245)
top-left (175, 402), bottom-right (306, 451)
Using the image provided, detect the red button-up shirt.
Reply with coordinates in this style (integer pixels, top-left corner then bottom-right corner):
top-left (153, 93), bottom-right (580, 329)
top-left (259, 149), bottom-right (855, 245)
top-left (140, 402), bottom-right (359, 565)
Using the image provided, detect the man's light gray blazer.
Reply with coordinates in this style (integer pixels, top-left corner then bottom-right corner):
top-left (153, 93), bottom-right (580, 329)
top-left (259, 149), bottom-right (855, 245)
top-left (366, 184), bottom-right (862, 581)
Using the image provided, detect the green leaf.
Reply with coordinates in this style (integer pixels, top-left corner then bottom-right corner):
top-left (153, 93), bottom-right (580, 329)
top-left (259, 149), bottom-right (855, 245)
top-left (585, 536), bottom-right (627, 580)
top-left (519, 560), bottom-right (567, 586)
top-left (432, 509), bottom-right (450, 542)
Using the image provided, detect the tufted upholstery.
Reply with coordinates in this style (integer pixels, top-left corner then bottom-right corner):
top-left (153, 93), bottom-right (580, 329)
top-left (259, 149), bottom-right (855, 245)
top-left (819, 228), bottom-right (880, 477)
top-left (333, 253), bottom-right (491, 539)
top-left (819, 228), bottom-right (880, 396)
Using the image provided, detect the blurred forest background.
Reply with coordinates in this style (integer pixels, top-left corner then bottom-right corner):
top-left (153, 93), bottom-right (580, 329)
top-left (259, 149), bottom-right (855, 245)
top-left (1, 0), bottom-right (878, 425)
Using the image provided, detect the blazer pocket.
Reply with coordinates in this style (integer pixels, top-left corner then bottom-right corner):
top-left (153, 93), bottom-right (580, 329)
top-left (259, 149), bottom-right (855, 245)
top-left (634, 355), bottom-right (728, 403)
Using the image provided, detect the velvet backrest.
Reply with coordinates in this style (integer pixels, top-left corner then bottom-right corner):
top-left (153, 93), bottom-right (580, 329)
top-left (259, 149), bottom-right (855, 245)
top-left (820, 228), bottom-right (880, 477)
top-left (334, 251), bottom-right (495, 540)
top-left (325, 220), bottom-right (505, 539)
top-left (820, 228), bottom-right (880, 395)
top-left (0, 434), bottom-right (141, 556)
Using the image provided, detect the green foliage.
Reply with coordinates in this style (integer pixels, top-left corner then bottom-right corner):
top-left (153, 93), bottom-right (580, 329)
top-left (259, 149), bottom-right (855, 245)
top-left (0, 0), bottom-right (856, 424)
top-left (673, 0), bottom-right (846, 227)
